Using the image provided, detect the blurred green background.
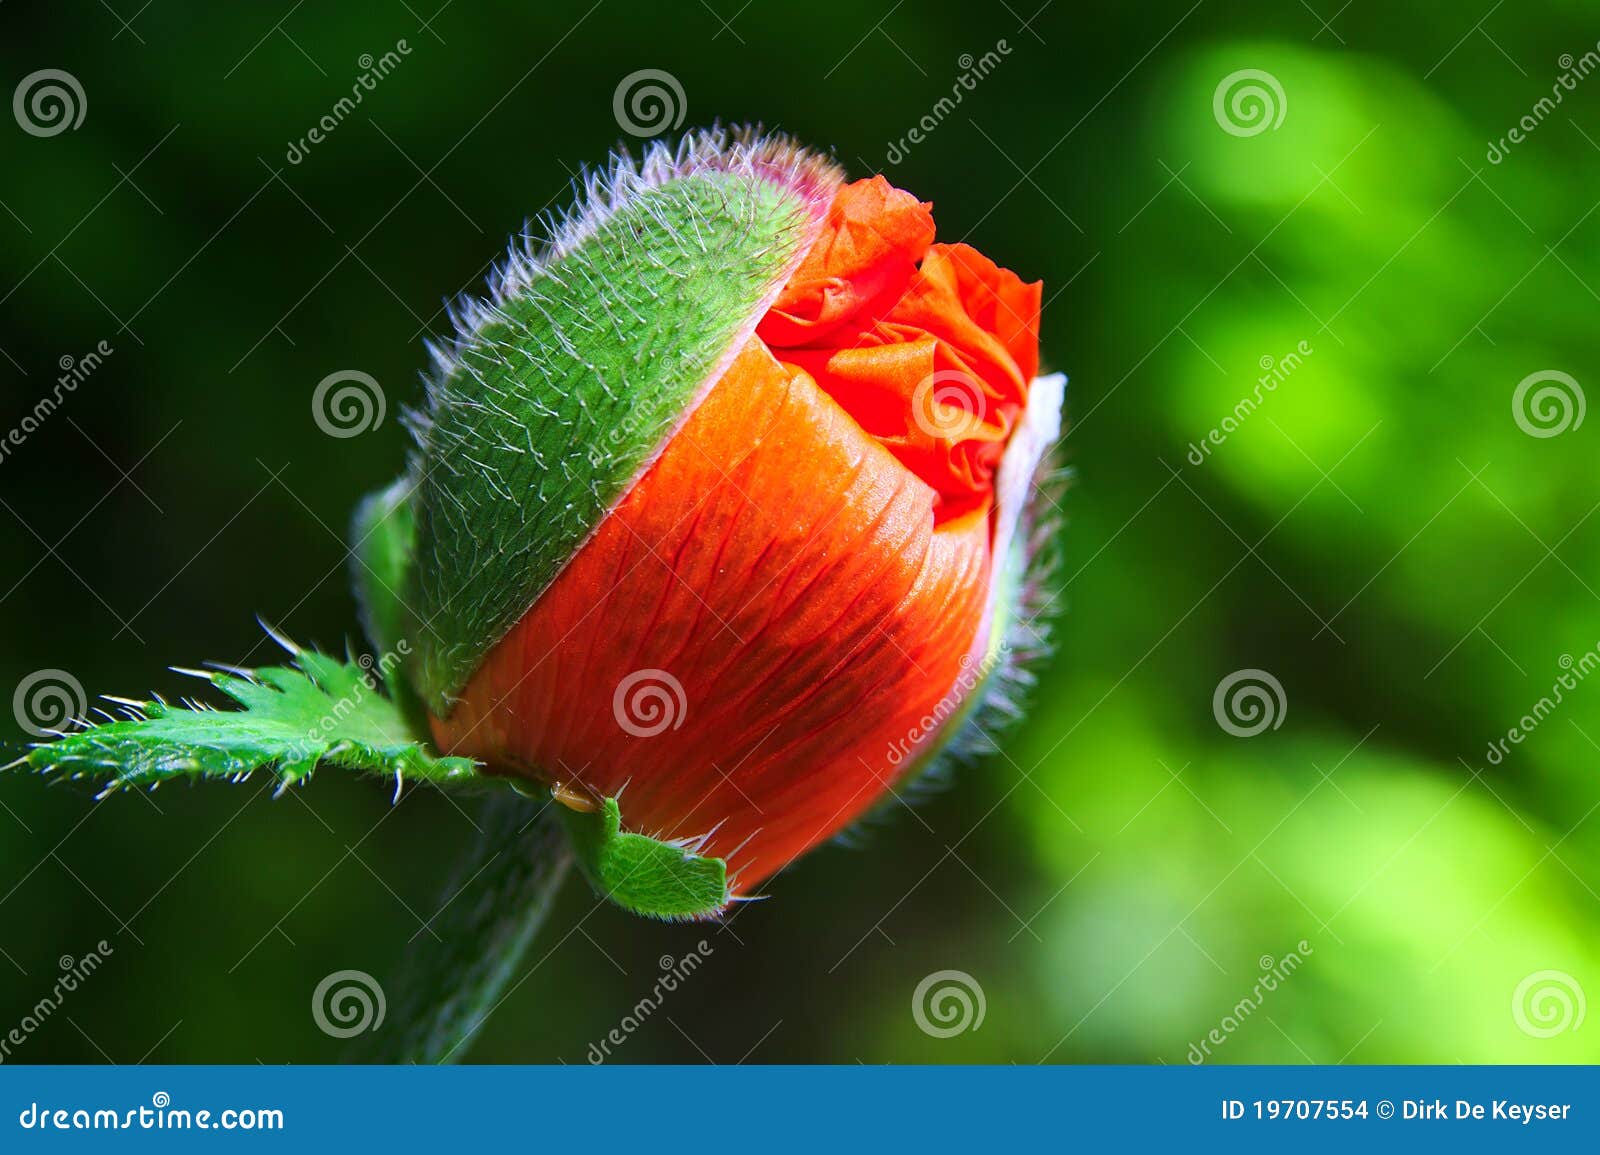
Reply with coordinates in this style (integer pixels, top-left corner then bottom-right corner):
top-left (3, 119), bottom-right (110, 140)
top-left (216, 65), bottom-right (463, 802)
top-left (2, 0), bottom-right (1598, 1064)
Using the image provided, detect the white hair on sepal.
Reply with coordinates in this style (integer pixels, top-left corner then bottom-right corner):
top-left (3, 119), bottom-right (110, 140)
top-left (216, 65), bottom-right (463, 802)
top-left (401, 124), bottom-right (844, 475)
top-left (470, 124), bottom-right (839, 337)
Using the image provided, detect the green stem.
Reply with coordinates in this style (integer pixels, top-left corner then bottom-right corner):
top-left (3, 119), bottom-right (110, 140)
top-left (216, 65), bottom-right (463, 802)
top-left (363, 790), bottom-right (572, 1063)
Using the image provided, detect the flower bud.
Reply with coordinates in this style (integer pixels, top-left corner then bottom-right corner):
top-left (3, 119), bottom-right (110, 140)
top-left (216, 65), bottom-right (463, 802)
top-left (370, 128), bottom-right (1064, 898)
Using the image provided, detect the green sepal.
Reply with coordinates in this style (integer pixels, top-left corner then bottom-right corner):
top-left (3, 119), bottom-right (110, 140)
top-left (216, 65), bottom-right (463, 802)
top-left (349, 475), bottom-right (429, 737)
top-left (557, 796), bottom-right (730, 920)
top-left (7, 634), bottom-right (479, 796)
top-left (409, 133), bottom-right (838, 714)
top-left (350, 476), bottom-right (415, 668)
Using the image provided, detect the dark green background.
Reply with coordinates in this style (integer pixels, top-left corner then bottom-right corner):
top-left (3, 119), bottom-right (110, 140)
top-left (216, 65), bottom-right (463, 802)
top-left (2, 0), bottom-right (1597, 1063)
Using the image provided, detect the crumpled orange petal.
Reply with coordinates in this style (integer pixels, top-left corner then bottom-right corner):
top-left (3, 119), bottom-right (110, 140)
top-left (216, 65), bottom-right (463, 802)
top-left (760, 181), bottom-right (1041, 522)
top-left (757, 176), bottom-right (935, 345)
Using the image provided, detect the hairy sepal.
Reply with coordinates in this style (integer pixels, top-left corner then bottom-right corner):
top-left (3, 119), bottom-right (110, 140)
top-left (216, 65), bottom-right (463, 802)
top-left (558, 796), bottom-right (731, 921)
top-left (408, 128), bottom-right (842, 715)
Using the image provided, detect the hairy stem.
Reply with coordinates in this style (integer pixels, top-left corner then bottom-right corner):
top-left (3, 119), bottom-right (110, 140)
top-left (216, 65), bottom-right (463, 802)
top-left (363, 790), bottom-right (572, 1063)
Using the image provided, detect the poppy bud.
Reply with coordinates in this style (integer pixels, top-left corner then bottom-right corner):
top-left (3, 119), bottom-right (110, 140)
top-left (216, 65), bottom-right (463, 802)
top-left (376, 127), bottom-right (1064, 899)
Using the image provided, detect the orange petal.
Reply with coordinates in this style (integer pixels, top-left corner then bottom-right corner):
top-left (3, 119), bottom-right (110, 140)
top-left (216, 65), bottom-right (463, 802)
top-left (778, 335), bottom-right (1013, 524)
top-left (434, 340), bottom-right (992, 890)
top-left (885, 243), bottom-right (1040, 395)
top-left (919, 242), bottom-right (1043, 385)
top-left (757, 176), bottom-right (934, 346)
top-left (758, 179), bottom-right (1041, 522)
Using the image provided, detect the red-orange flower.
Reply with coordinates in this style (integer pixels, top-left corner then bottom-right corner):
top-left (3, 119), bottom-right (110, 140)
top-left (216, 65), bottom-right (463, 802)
top-left (414, 133), bottom-right (1062, 899)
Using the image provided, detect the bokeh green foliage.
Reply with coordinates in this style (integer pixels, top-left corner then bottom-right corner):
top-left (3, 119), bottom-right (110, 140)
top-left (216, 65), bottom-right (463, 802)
top-left (1, 0), bottom-right (1597, 1063)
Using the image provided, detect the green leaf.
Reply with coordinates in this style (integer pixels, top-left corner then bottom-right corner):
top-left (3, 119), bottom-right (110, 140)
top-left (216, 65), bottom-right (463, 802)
top-left (8, 633), bottom-right (479, 796)
top-left (558, 796), bottom-right (731, 920)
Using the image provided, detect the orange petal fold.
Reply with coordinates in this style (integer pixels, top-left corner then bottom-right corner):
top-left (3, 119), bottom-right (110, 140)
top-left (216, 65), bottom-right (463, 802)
top-left (434, 341), bottom-right (992, 889)
top-left (761, 183), bottom-right (1041, 522)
